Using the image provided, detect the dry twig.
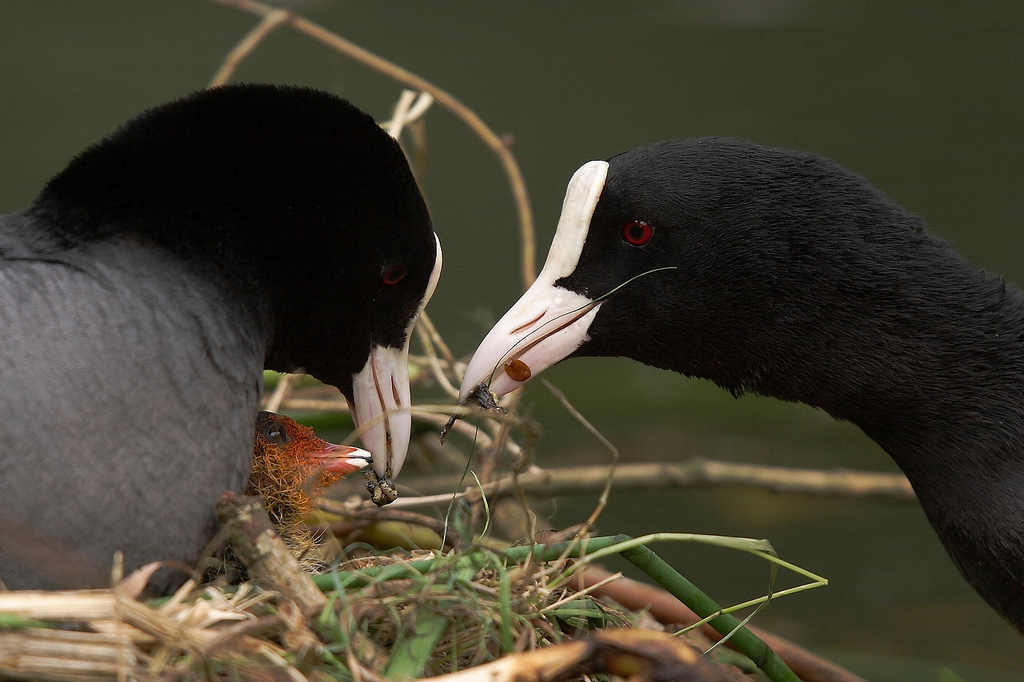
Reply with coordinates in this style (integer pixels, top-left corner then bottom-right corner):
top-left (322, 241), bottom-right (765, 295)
top-left (329, 459), bottom-right (915, 505)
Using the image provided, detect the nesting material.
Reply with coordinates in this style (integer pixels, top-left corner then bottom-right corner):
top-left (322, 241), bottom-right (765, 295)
top-left (0, 578), bottom-right (278, 680)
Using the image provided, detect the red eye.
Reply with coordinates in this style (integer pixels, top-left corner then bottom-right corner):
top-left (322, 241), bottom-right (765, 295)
top-left (622, 220), bottom-right (653, 246)
top-left (382, 264), bottom-right (407, 285)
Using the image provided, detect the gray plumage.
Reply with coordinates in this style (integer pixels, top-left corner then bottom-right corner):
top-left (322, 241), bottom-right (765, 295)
top-left (0, 84), bottom-right (438, 591)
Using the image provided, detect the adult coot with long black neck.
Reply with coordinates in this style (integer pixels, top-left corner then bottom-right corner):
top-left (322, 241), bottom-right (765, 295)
top-left (0, 85), bottom-right (441, 590)
top-left (460, 137), bottom-right (1024, 632)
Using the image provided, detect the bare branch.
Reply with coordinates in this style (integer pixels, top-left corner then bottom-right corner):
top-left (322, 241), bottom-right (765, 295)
top-left (329, 460), bottom-right (916, 504)
top-left (207, 8), bottom-right (291, 87)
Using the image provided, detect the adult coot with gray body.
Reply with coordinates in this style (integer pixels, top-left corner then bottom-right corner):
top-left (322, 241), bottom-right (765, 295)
top-left (0, 85), bottom-right (441, 590)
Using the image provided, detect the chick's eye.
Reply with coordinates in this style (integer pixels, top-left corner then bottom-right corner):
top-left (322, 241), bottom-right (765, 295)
top-left (265, 424), bottom-right (290, 447)
top-left (382, 264), bottom-right (407, 285)
top-left (622, 220), bottom-right (653, 246)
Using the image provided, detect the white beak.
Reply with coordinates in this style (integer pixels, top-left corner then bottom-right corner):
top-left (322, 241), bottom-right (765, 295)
top-left (459, 160), bottom-right (608, 402)
top-left (458, 286), bottom-right (600, 401)
top-left (351, 234), bottom-right (442, 479)
top-left (350, 344), bottom-right (413, 479)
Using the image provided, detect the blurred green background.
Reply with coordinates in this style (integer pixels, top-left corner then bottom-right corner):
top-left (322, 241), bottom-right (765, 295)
top-left (2, 2), bottom-right (1022, 679)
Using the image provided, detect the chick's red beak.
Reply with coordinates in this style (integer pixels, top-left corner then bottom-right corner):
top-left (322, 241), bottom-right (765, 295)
top-left (313, 442), bottom-right (372, 476)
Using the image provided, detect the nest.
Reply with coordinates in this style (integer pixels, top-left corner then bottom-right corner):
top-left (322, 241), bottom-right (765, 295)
top-left (0, 495), bottom-right (740, 682)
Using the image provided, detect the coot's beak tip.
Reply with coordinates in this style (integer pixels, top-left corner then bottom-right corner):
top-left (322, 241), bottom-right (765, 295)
top-left (348, 345), bottom-right (412, 480)
top-left (458, 289), bottom-right (602, 404)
